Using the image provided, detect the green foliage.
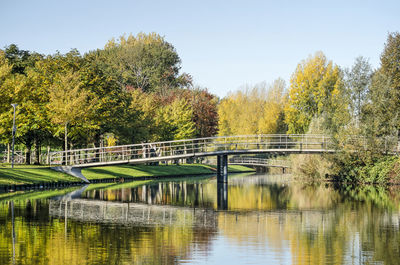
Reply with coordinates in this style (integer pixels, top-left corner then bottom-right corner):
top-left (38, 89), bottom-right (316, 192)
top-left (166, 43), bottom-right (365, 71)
top-left (155, 98), bottom-right (196, 140)
top-left (345, 56), bottom-right (372, 124)
top-left (102, 32), bottom-right (190, 93)
top-left (364, 157), bottom-right (396, 183)
top-left (0, 35), bottom-right (219, 162)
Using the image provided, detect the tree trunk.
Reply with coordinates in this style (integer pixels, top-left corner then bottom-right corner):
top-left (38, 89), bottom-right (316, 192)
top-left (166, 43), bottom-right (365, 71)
top-left (94, 133), bottom-right (101, 162)
top-left (7, 143), bottom-right (10, 163)
top-left (25, 145), bottom-right (31, 165)
top-left (64, 122), bottom-right (68, 165)
top-left (34, 139), bottom-right (41, 165)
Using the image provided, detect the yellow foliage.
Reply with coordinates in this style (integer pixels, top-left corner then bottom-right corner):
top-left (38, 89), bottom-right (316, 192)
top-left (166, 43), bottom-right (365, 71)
top-left (106, 135), bottom-right (117, 147)
top-left (218, 80), bottom-right (287, 136)
top-left (285, 51), bottom-right (343, 134)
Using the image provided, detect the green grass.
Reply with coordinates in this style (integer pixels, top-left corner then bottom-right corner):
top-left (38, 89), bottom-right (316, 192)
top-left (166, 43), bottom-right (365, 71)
top-left (82, 164), bottom-right (255, 180)
top-left (0, 165), bottom-right (81, 185)
top-left (0, 163), bottom-right (254, 186)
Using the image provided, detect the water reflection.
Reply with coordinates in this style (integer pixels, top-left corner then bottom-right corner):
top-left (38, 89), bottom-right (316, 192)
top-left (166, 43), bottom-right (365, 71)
top-left (11, 201), bottom-right (15, 265)
top-left (217, 182), bottom-right (228, 210)
top-left (0, 174), bottom-right (400, 264)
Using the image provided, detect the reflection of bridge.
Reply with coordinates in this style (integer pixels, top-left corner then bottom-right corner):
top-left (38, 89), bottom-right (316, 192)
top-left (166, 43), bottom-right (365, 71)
top-left (49, 199), bottom-right (219, 228)
top-left (51, 134), bottom-right (334, 182)
top-left (48, 198), bottom-right (343, 229)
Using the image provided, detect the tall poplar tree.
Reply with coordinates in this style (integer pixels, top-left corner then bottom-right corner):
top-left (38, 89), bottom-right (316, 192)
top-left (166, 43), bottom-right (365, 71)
top-left (284, 52), bottom-right (343, 134)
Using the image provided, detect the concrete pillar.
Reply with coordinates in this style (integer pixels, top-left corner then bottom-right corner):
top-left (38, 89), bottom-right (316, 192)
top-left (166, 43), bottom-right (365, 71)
top-left (217, 154), bottom-right (228, 183)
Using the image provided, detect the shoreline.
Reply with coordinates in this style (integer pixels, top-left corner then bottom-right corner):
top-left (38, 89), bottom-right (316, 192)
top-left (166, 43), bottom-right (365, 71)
top-left (0, 164), bottom-right (255, 192)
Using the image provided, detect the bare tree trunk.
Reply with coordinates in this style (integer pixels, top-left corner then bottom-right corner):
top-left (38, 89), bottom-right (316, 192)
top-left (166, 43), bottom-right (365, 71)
top-left (94, 133), bottom-right (101, 162)
top-left (7, 143), bottom-right (10, 163)
top-left (25, 145), bottom-right (31, 165)
top-left (34, 139), bottom-right (41, 165)
top-left (64, 122), bottom-right (68, 165)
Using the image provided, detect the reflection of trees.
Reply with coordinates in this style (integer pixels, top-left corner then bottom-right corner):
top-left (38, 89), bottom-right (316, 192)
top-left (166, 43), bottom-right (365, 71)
top-left (1, 180), bottom-right (400, 264)
top-left (82, 181), bottom-right (217, 209)
top-left (217, 183), bottom-right (400, 265)
top-left (0, 200), bottom-right (216, 265)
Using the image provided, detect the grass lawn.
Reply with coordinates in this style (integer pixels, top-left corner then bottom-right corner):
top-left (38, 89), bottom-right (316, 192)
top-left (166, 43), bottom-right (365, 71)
top-left (0, 164), bottom-right (81, 185)
top-left (0, 163), bottom-right (254, 186)
top-left (82, 164), bottom-right (255, 180)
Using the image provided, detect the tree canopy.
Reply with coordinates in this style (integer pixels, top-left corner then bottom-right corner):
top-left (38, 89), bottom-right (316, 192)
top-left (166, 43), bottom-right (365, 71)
top-left (0, 33), bottom-right (218, 164)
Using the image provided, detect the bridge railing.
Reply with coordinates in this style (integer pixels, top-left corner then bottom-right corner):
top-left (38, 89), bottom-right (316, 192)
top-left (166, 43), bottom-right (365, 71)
top-left (338, 135), bottom-right (400, 154)
top-left (228, 157), bottom-right (291, 167)
top-left (49, 134), bottom-right (334, 166)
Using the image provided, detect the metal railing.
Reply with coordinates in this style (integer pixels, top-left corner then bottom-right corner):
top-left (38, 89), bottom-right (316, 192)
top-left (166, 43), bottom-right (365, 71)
top-left (1, 150), bottom-right (25, 164)
top-left (49, 134), bottom-right (335, 166)
top-left (229, 157), bottom-right (291, 168)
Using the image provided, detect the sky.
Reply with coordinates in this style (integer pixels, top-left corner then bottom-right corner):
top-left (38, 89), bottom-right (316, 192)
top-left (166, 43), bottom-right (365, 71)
top-left (1, 0), bottom-right (399, 97)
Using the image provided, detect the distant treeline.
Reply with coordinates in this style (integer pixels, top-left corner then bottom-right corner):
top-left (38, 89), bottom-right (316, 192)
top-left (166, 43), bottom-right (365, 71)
top-left (218, 32), bottom-right (400, 183)
top-left (0, 33), bottom-right (218, 163)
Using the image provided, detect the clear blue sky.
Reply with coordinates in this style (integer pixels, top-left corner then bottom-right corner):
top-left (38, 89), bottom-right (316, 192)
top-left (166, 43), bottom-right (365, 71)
top-left (1, 0), bottom-right (399, 97)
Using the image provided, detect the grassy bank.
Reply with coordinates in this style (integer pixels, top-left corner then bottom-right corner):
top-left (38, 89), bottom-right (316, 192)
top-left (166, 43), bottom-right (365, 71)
top-left (82, 164), bottom-right (254, 181)
top-left (0, 164), bottom-right (81, 185)
top-left (0, 163), bottom-right (254, 186)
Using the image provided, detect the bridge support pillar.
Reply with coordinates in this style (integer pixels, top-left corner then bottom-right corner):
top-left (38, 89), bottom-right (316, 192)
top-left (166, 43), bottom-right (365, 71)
top-left (217, 154), bottom-right (228, 183)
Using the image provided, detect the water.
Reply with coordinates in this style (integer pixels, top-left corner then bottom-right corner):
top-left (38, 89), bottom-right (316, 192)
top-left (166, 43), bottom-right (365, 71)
top-left (0, 173), bottom-right (399, 264)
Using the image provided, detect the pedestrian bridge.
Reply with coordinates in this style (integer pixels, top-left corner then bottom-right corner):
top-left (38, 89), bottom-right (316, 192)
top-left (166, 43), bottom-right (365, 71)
top-left (50, 134), bottom-right (334, 168)
top-left (50, 134), bottom-right (335, 183)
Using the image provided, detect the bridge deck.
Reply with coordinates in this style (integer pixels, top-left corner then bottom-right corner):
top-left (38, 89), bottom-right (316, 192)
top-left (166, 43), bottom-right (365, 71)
top-left (68, 149), bottom-right (334, 168)
top-left (49, 133), bottom-right (398, 169)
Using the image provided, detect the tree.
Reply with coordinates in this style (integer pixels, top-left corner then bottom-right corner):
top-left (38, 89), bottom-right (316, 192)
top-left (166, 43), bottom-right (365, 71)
top-left (345, 56), bottom-right (372, 126)
top-left (218, 83), bottom-right (267, 136)
top-left (258, 78), bottom-right (287, 134)
top-left (0, 48), bottom-right (51, 164)
top-left (47, 70), bottom-right (93, 164)
top-left (190, 87), bottom-right (219, 137)
top-left (4, 44), bottom-right (42, 75)
top-left (114, 88), bottom-right (155, 144)
top-left (154, 98), bottom-right (196, 141)
top-left (0, 51), bottom-right (15, 145)
top-left (377, 32), bottom-right (400, 137)
top-left (284, 52), bottom-right (343, 134)
top-left (218, 81), bottom-right (288, 136)
top-left (360, 32), bottom-right (400, 139)
top-left (80, 50), bottom-right (127, 147)
top-left (162, 87), bottom-right (219, 137)
top-left (101, 32), bottom-right (191, 93)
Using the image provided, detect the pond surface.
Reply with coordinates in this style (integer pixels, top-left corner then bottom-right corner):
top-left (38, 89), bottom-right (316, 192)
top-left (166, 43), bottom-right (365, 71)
top-left (0, 173), bottom-right (400, 265)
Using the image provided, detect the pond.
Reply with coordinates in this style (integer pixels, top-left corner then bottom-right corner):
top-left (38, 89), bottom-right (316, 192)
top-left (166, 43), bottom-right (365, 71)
top-left (0, 173), bottom-right (399, 264)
